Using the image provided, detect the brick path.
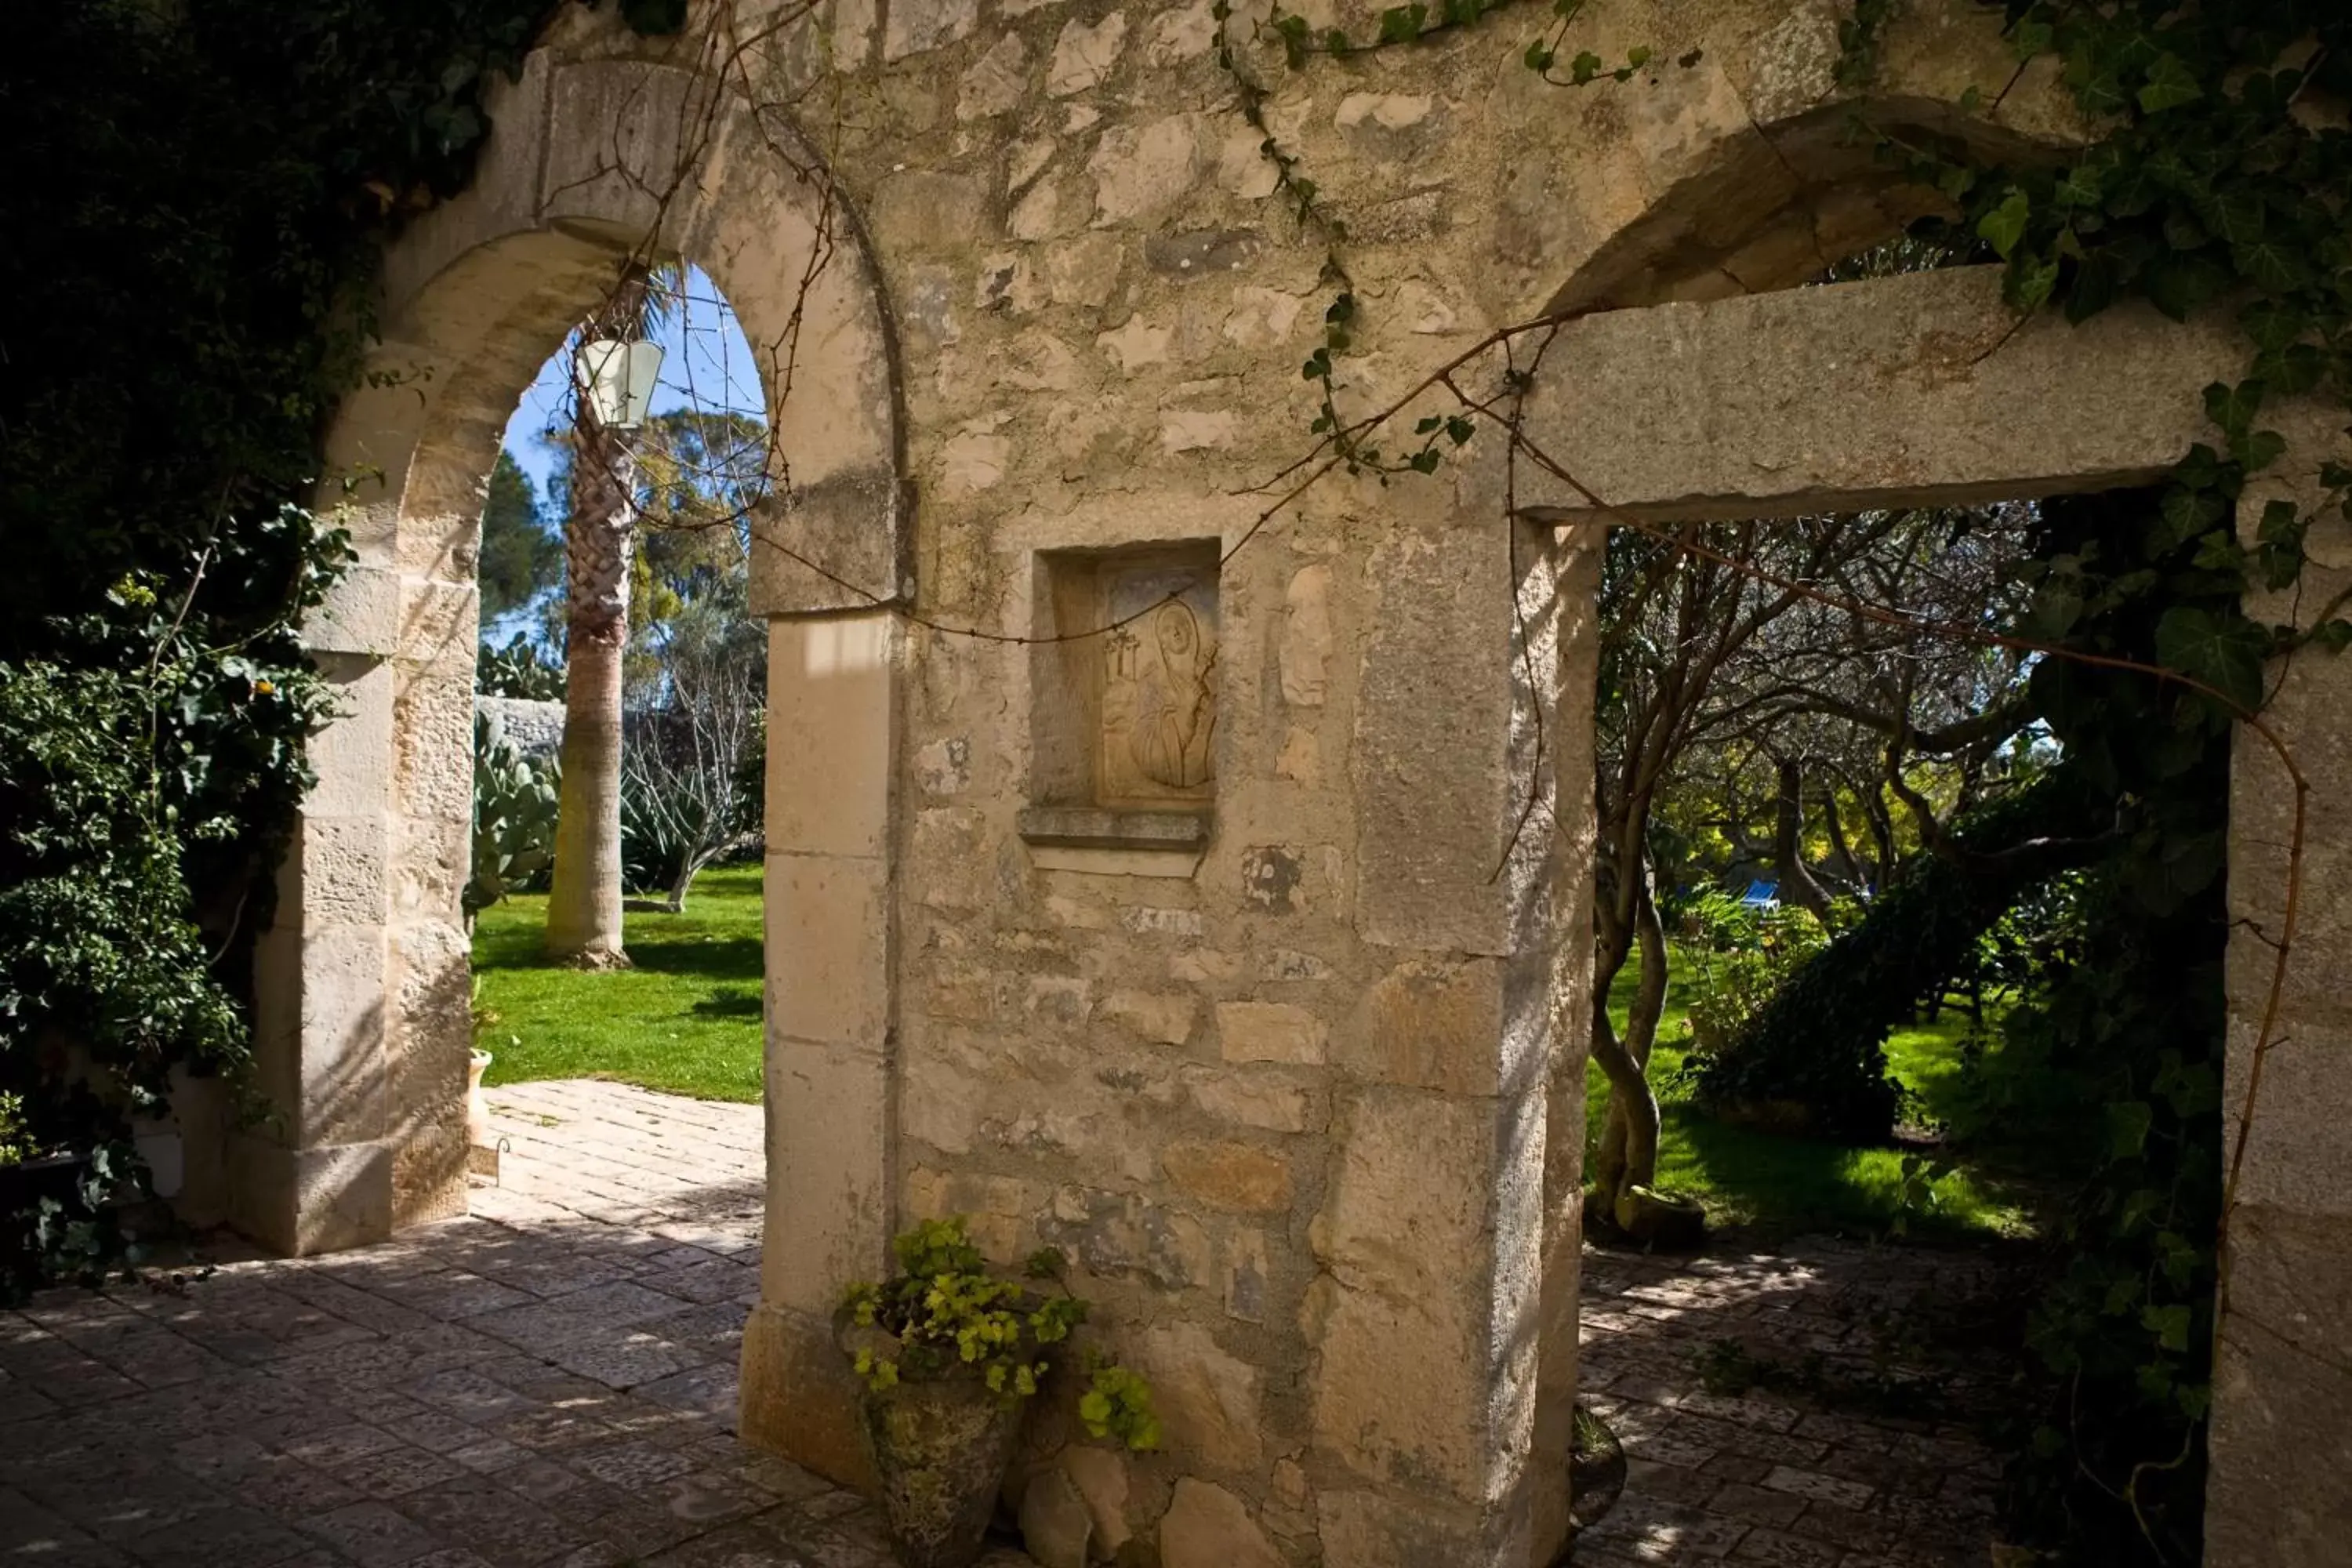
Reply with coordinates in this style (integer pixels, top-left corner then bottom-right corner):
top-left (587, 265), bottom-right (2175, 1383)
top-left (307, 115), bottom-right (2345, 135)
top-left (1, 1079), bottom-right (2008, 1566)
top-left (0, 1080), bottom-right (1025, 1568)
top-left (1576, 1240), bottom-right (2009, 1567)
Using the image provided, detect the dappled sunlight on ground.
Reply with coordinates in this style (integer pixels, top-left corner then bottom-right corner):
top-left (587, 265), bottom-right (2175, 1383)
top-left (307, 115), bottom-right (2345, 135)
top-left (1577, 1238), bottom-right (2009, 1566)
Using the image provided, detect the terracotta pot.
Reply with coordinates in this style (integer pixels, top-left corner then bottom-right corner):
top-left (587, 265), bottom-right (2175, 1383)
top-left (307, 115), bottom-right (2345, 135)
top-left (857, 1371), bottom-right (1025, 1568)
top-left (467, 1051), bottom-right (492, 1146)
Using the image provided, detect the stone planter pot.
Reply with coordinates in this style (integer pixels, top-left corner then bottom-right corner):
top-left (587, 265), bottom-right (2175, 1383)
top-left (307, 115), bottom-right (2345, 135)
top-left (467, 1051), bottom-right (492, 1146)
top-left (855, 1369), bottom-right (1025, 1568)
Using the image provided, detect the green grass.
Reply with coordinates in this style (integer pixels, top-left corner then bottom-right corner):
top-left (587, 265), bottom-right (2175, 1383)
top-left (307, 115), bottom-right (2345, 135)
top-left (1588, 956), bottom-right (2048, 1244)
top-left (470, 863), bottom-right (765, 1102)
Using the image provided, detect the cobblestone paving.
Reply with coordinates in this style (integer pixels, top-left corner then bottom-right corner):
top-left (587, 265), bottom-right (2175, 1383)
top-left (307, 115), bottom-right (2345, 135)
top-left (0, 1080), bottom-right (1029, 1568)
top-left (2, 1078), bottom-right (2007, 1567)
top-left (1576, 1240), bottom-right (2010, 1567)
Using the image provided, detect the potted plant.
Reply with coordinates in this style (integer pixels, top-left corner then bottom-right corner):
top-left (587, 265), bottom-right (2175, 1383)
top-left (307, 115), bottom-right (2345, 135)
top-left (840, 1218), bottom-right (1160, 1568)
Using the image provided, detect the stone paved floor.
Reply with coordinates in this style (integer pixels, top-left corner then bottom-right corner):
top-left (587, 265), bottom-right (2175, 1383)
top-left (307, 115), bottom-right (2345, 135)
top-left (2, 1079), bottom-right (2010, 1567)
top-left (1576, 1240), bottom-right (2009, 1567)
top-left (0, 1080), bottom-right (1025, 1568)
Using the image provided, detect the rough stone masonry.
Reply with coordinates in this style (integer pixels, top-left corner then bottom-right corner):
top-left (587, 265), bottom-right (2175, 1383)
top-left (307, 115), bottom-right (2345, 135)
top-left (179, 0), bottom-right (2352, 1563)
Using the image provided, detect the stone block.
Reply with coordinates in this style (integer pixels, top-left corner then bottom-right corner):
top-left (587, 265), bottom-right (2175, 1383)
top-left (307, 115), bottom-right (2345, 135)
top-left (1163, 1140), bottom-right (1293, 1213)
top-left (1047, 13), bottom-right (1126, 96)
top-left (767, 615), bottom-right (895, 858)
top-left (1216, 1002), bottom-right (1327, 1065)
top-left (739, 1301), bottom-right (879, 1493)
top-left (1099, 989), bottom-right (1200, 1047)
top-left (2207, 1203), bottom-right (2352, 1566)
top-left (1058, 1445), bottom-right (1132, 1556)
top-left (1314, 1487), bottom-right (1492, 1568)
top-left (763, 1037), bottom-right (889, 1316)
top-left (1138, 1322), bottom-right (1264, 1472)
top-left (1185, 1067), bottom-right (1314, 1134)
top-left (1280, 564), bottom-right (1334, 706)
top-left (882, 0), bottom-right (976, 60)
top-left (1341, 958), bottom-right (1504, 1095)
top-left (1019, 1465), bottom-right (1093, 1568)
top-left (1159, 1479), bottom-right (1283, 1568)
top-left (227, 1135), bottom-right (395, 1257)
top-left (1516, 267), bottom-right (2245, 524)
top-left (767, 852), bottom-right (889, 1047)
top-left (304, 564), bottom-right (401, 657)
top-left (2220, 1016), bottom-right (2352, 1218)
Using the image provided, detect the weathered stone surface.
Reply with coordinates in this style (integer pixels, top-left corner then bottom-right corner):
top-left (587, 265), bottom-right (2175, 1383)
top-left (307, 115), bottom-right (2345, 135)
top-left (1216, 1002), bottom-right (1328, 1065)
top-left (1279, 563), bottom-right (1334, 706)
top-left (1138, 1322), bottom-right (1265, 1473)
top-left (1342, 958), bottom-right (1504, 1095)
top-left (1099, 988), bottom-right (1200, 1047)
top-left (1059, 1445), bottom-right (1133, 1557)
top-left (1047, 13), bottom-right (1126, 96)
top-left (1163, 1140), bottom-right (1292, 1213)
top-left (1159, 1479), bottom-right (1283, 1568)
top-left (1019, 1465), bottom-right (1094, 1568)
top-left (882, 0), bottom-right (976, 60)
top-left (1185, 1067), bottom-right (1314, 1134)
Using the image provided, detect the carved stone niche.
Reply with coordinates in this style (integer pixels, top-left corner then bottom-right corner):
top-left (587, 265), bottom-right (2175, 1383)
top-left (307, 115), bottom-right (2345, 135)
top-left (1022, 541), bottom-right (1220, 858)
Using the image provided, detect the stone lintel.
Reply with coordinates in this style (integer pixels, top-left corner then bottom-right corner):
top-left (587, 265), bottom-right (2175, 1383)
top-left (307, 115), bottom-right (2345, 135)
top-left (1516, 264), bottom-right (2244, 524)
top-left (1017, 804), bottom-right (1213, 851)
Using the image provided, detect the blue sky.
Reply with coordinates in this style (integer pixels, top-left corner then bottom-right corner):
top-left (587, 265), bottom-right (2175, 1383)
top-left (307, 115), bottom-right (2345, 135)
top-left (498, 263), bottom-right (767, 499)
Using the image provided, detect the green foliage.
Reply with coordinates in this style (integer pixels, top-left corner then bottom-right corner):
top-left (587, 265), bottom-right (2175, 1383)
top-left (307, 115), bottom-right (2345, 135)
top-left (841, 1218), bottom-right (1159, 1450)
top-left (0, 503), bottom-right (347, 1296)
top-left (1677, 898), bottom-right (1833, 1058)
top-left (477, 633), bottom-right (568, 701)
top-left (1079, 1359), bottom-right (1163, 1450)
top-left (478, 450), bottom-right (563, 623)
top-left (468, 713), bottom-right (561, 916)
top-left (1690, 770), bottom-right (2103, 1138)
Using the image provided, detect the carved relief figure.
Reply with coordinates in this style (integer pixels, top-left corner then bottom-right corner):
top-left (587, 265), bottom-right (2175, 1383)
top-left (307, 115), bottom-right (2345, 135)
top-left (1098, 565), bottom-right (1218, 804)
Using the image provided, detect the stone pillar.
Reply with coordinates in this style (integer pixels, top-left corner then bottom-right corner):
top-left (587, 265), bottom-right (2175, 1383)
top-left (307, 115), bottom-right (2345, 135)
top-left (1307, 503), bottom-right (1592, 1567)
top-left (738, 609), bottom-right (898, 1489)
top-left (223, 365), bottom-right (473, 1256)
top-left (2209, 429), bottom-right (2352, 1564)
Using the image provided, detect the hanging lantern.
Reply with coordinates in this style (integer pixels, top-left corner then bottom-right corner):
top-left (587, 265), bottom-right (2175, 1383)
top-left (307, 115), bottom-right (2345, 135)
top-left (575, 338), bottom-right (664, 430)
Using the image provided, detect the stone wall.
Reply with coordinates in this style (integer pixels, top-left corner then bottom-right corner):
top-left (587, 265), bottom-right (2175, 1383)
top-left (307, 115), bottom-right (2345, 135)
top-left (262, 0), bottom-right (2352, 1562)
top-left (475, 695), bottom-right (565, 760)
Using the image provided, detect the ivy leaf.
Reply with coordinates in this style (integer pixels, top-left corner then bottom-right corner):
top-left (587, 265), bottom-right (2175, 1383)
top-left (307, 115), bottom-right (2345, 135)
top-left (2140, 1303), bottom-right (2192, 1353)
top-left (2143, 252), bottom-right (2230, 320)
top-left (2202, 379), bottom-right (2266, 444)
top-left (1377, 5), bottom-right (1427, 45)
top-left (2136, 53), bottom-right (2203, 114)
top-left (1978, 188), bottom-right (2033, 260)
top-left (2011, 17), bottom-right (2054, 60)
top-left (2008, 253), bottom-right (2060, 313)
top-left (2153, 605), bottom-right (2268, 711)
top-left (2234, 239), bottom-right (2310, 294)
top-left (2106, 1100), bottom-right (2153, 1158)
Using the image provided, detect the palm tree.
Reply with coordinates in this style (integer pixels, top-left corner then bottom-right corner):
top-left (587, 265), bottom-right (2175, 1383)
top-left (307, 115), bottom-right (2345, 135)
top-left (543, 263), bottom-right (672, 967)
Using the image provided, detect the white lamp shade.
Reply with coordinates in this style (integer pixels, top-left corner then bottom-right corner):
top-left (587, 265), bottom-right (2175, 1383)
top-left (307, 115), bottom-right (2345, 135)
top-left (575, 338), bottom-right (664, 430)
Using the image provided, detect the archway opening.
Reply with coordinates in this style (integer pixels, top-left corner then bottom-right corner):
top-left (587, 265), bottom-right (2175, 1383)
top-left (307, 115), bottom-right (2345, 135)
top-left (465, 260), bottom-right (779, 1179)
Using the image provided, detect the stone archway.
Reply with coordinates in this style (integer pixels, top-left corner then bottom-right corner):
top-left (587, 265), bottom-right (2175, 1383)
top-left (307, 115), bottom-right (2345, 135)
top-left (1515, 260), bottom-right (2351, 1566)
top-left (232, 49), bottom-right (906, 1436)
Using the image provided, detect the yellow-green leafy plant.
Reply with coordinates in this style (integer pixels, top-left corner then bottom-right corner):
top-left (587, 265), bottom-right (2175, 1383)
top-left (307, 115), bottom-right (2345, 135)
top-left (841, 1217), bottom-right (1160, 1450)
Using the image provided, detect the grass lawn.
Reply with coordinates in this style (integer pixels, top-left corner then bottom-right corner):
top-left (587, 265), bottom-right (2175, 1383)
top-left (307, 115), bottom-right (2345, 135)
top-left (1589, 956), bottom-right (2049, 1244)
top-left (470, 862), bottom-right (765, 1102)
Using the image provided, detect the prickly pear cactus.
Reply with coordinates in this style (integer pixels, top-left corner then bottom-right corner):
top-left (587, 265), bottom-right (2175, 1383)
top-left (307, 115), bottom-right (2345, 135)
top-left (466, 712), bottom-right (560, 916)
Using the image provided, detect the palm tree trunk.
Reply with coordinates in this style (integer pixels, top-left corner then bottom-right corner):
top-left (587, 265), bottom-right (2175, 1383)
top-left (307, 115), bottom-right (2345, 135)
top-left (545, 276), bottom-right (648, 968)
